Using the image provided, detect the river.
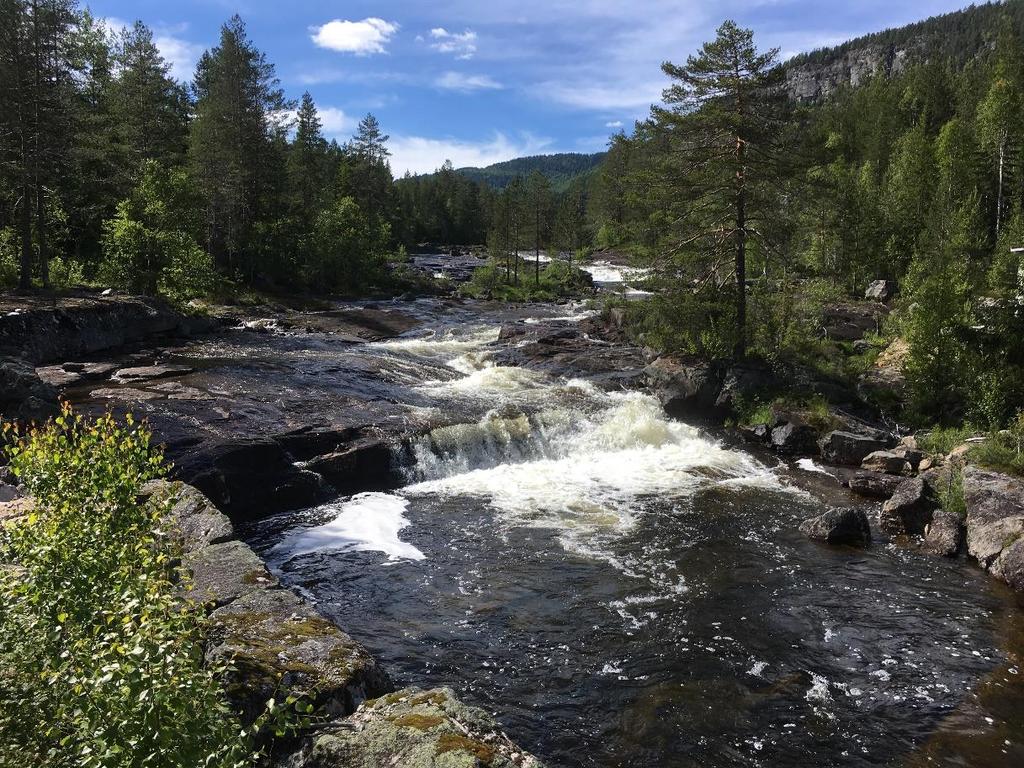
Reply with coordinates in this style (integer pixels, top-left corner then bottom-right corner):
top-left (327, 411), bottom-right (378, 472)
top-left (213, 300), bottom-right (1024, 768)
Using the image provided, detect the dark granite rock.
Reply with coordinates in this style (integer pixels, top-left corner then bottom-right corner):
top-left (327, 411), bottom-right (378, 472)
top-left (819, 430), bottom-right (891, 466)
top-left (879, 477), bottom-right (934, 535)
top-left (799, 507), bottom-right (871, 547)
top-left (923, 510), bottom-right (965, 557)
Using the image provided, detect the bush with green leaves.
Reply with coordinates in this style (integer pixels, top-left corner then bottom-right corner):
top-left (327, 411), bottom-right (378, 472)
top-left (0, 406), bottom-right (257, 768)
top-left (100, 161), bottom-right (215, 300)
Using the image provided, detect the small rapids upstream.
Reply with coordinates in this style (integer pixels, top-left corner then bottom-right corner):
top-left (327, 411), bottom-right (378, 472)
top-left (244, 306), bottom-right (1024, 768)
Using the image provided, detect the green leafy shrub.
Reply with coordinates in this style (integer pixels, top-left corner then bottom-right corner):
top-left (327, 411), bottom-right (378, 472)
top-left (99, 161), bottom-right (214, 300)
top-left (0, 406), bottom-right (256, 768)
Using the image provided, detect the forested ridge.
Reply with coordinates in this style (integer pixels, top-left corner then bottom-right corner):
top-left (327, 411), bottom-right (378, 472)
top-left (4, 0), bottom-right (1024, 428)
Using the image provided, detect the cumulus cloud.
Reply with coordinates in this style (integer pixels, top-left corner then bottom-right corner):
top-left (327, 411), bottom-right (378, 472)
top-left (154, 34), bottom-right (205, 82)
top-left (311, 18), bottom-right (399, 55)
top-left (428, 28), bottom-right (478, 59)
top-left (605, 120), bottom-right (623, 128)
top-left (434, 71), bottom-right (502, 92)
top-left (389, 132), bottom-right (553, 176)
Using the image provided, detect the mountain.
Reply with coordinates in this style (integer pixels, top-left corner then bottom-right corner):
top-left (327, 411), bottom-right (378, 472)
top-left (456, 152), bottom-right (606, 191)
top-left (784, 0), bottom-right (1024, 102)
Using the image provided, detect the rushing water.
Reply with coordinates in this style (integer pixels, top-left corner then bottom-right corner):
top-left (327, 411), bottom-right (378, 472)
top-left (241, 304), bottom-right (1024, 768)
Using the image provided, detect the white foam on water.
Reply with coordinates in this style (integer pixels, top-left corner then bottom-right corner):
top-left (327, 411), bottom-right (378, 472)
top-left (405, 389), bottom-right (791, 569)
top-left (796, 458), bottom-right (835, 477)
top-left (373, 327), bottom-right (499, 359)
top-left (273, 492), bottom-right (425, 563)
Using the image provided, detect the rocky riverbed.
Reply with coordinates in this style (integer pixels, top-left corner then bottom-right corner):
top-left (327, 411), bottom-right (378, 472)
top-left (3, 291), bottom-right (1024, 767)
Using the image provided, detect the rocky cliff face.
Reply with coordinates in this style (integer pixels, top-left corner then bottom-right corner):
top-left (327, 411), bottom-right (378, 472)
top-left (785, 41), bottom-right (920, 103)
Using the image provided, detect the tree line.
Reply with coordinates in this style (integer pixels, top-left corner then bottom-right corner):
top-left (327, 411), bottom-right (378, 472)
top-left (0, 5), bottom-right (401, 296)
top-left (591, 10), bottom-right (1024, 428)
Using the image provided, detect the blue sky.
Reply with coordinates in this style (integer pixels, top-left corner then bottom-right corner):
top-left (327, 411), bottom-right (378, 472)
top-left (89, 0), bottom-right (974, 175)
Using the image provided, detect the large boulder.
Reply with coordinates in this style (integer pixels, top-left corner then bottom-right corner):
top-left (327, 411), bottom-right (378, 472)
top-left (770, 419), bottom-right (820, 455)
top-left (142, 480), bottom-right (234, 551)
top-left (207, 588), bottom-right (391, 726)
top-left (847, 471), bottom-right (903, 499)
top-left (282, 687), bottom-right (544, 768)
top-left (0, 356), bottom-right (59, 423)
top-left (819, 430), bottom-right (891, 466)
top-left (861, 450), bottom-right (911, 475)
top-left (962, 467), bottom-right (1024, 591)
top-left (923, 510), bottom-right (965, 557)
top-left (879, 477), bottom-right (934, 535)
top-left (799, 507), bottom-right (871, 547)
top-left (643, 356), bottom-right (724, 421)
top-left (865, 280), bottom-right (897, 302)
top-left (820, 302), bottom-right (887, 341)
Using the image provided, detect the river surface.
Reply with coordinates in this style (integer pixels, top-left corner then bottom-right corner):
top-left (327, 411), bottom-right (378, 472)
top-left (222, 301), bottom-right (1024, 768)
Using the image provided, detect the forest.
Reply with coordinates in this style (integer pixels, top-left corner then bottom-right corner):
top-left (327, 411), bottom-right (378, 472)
top-left (3, 0), bottom-right (1024, 430)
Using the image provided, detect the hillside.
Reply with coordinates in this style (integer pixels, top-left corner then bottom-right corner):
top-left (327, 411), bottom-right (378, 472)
top-left (456, 152), bottom-right (605, 191)
top-left (785, 0), bottom-right (1024, 101)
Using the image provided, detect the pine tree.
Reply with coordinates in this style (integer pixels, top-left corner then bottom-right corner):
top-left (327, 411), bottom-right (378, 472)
top-left (653, 20), bottom-right (786, 357)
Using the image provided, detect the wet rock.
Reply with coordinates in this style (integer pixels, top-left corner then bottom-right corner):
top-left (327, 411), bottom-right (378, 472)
top-left (644, 356), bottom-right (723, 421)
top-left (207, 588), bottom-right (390, 726)
top-left (141, 480), bottom-right (234, 552)
top-left (962, 467), bottom-right (1024, 591)
top-left (879, 477), bottom-right (934, 535)
top-left (112, 363), bottom-right (194, 383)
top-left (0, 356), bottom-right (59, 423)
top-left (181, 540), bottom-right (277, 608)
top-left (173, 438), bottom-right (323, 520)
top-left (89, 386), bottom-right (164, 401)
top-left (282, 687), bottom-right (544, 768)
top-left (304, 437), bottom-right (397, 494)
top-left (861, 450), bottom-right (911, 475)
top-left (770, 419), bottom-right (820, 455)
top-left (738, 423), bottom-right (769, 444)
top-left (847, 470), bottom-right (903, 499)
top-left (923, 510), bottom-right (964, 557)
top-left (819, 430), bottom-right (891, 466)
top-left (35, 361), bottom-right (118, 388)
top-left (149, 381), bottom-right (210, 400)
top-left (799, 507), bottom-right (871, 547)
top-left (865, 280), bottom-right (897, 302)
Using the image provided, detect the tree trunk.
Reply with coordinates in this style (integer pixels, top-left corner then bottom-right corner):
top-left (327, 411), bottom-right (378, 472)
top-left (735, 133), bottom-right (747, 360)
top-left (535, 205), bottom-right (540, 287)
top-left (996, 133), bottom-right (1006, 236)
top-left (18, 181), bottom-right (32, 290)
top-left (36, 181), bottom-right (48, 288)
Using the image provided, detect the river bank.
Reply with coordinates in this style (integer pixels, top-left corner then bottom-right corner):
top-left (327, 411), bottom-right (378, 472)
top-left (2, 289), bottom-right (1024, 766)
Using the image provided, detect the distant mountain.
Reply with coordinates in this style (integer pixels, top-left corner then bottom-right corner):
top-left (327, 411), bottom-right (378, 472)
top-left (456, 152), bottom-right (606, 191)
top-left (784, 1), bottom-right (1023, 102)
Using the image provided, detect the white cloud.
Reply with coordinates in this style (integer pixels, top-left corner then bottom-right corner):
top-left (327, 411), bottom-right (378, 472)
top-left (277, 104), bottom-right (356, 139)
top-left (428, 28), bottom-right (478, 59)
top-left (155, 34), bottom-right (204, 82)
top-left (605, 120), bottom-right (623, 128)
top-left (311, 18), bottom-right (398, 55)
top-left (318, 107), bottom-right (356, 136)
top-left (434, 71), bottom-right (502, 92)
top-left (389, 132), bottom-right (554, 176)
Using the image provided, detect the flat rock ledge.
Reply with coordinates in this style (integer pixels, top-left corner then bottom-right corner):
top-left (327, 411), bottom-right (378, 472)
top-left (279, 686), bottom-right (544, 768)
top-left (139, 480), bottom-right (543, 766)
